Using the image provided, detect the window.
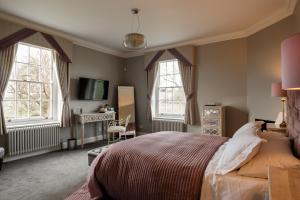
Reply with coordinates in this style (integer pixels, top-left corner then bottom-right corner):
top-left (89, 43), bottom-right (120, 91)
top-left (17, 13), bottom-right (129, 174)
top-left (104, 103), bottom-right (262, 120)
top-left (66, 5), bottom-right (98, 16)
top-left (3, 42), bottom-right (60, 123)
top-left (153, 59), bottom-right (186, 119)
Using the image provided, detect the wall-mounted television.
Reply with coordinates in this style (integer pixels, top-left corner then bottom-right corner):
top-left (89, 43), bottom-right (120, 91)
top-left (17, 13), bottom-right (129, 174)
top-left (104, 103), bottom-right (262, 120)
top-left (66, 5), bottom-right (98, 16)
top-left (77, 77), bottom-right (109, 100)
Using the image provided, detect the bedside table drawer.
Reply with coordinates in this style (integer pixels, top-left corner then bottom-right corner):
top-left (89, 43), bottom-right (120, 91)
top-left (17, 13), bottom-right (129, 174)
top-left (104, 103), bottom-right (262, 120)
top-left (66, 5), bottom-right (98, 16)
top-left (202, 127), bottom-right (221, 136)
top-left (203, 108), bottom-right (221, 118)
top-left (202, 118), bottom-right (220, 127)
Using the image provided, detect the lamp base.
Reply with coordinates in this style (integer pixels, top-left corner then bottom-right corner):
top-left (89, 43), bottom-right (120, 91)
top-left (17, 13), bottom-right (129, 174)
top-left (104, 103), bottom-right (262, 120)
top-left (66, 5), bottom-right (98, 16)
top-left (280, 121), bottom-right (287, 128)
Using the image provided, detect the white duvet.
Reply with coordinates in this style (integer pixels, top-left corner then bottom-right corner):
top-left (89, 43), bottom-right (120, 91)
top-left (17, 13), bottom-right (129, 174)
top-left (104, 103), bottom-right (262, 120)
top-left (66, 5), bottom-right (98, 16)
top-left (201, 142), bottom-right (269, 200)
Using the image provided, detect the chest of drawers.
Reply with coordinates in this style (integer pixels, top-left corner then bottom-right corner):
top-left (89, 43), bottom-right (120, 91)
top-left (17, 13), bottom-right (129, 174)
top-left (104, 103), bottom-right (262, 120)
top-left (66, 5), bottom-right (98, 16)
top-left (201, 106), bottom-right (225, 137)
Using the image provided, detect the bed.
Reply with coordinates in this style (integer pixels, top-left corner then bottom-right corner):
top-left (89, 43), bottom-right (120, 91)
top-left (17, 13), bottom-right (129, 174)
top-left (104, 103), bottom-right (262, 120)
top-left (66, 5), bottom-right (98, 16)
top-left (66, 91), bottom-right (300, 200)
top-left (66, 131), bottom-right (268, 200)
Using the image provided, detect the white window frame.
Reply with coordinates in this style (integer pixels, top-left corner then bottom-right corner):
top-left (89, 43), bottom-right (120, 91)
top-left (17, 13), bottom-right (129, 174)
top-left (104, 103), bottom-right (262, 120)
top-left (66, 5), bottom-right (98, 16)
top-left (3, 42), bottom-right (61, 126)
top-left (152, 59), bottom-right (186, 120)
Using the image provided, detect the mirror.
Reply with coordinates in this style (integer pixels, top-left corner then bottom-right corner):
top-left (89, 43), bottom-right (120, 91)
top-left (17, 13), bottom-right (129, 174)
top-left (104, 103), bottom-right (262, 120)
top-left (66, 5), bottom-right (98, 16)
top-left (118, 86), bottom-right (135, 130)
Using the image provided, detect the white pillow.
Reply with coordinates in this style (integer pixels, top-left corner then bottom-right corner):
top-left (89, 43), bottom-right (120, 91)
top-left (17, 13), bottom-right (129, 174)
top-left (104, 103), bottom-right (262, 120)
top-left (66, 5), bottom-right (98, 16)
top-left (216, 133), bottom-right (263, 175)
top-left (233, 121), bottom-right (264, 138)
top-left (238, 137), bottom-right (300, 179)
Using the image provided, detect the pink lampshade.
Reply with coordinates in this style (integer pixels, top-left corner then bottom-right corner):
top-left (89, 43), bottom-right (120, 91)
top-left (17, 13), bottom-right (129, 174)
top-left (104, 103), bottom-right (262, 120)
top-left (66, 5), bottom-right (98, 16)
top-left (281, 33), bottom-right (300, 90)
top-left (271, 82), bottom-right (287, 97)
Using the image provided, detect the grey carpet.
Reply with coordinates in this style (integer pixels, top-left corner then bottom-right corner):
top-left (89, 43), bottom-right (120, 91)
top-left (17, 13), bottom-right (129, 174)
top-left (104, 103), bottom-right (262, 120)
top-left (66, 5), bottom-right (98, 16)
top-left (0, 141), bottom-right (106, 200)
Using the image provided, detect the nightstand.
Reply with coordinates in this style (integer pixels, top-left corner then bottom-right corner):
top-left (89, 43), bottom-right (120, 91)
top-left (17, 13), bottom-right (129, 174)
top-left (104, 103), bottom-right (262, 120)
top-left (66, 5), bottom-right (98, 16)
top-left (267, 123), bottom-right (288, 136)
top-left (268, 167), bottom-right (300, 200)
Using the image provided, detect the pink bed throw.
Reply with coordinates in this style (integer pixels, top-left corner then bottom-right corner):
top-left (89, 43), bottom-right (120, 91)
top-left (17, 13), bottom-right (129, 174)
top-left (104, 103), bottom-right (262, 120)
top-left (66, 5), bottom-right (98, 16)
top-left (67, 132), bottom-right (227, 200)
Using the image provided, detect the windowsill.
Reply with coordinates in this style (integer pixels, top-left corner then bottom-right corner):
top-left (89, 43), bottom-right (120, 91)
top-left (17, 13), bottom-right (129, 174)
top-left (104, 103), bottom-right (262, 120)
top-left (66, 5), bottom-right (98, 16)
top-left (152, 117), bottom-right (184, 122)
top-left (6, 120), bottom-right (60, 129)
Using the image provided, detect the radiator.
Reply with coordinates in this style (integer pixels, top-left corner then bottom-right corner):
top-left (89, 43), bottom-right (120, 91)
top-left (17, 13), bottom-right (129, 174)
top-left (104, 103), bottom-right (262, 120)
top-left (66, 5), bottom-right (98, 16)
top-left (7, 123), bottom-right (61, 156)
top-left (152, 119), bottom-right (185, 132)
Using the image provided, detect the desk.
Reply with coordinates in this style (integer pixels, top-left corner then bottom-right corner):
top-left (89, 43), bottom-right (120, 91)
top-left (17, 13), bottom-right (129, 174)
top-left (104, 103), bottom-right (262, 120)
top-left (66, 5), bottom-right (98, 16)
top-left (75, 112), bottom-right (115, 148)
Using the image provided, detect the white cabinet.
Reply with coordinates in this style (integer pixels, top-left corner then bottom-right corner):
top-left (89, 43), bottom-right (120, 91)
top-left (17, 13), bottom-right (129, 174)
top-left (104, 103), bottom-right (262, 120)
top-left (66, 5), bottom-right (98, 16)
top-left (201, 106), bottom-right (225, 136)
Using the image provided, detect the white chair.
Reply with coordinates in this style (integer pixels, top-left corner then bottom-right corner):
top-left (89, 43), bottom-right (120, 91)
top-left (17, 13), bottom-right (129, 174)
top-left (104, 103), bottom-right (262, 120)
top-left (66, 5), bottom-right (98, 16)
top-left (107, 115), bottom-right (131, 144)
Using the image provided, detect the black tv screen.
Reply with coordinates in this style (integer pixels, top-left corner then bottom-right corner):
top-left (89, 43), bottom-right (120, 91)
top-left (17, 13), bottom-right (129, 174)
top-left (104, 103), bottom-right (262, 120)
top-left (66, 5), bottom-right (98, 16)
top-left (78, 77), bottom-right (109, 100)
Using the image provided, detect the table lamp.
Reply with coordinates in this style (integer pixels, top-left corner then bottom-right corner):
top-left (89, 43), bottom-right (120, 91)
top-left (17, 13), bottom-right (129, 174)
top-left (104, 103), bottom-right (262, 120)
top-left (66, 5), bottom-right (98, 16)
top-left (271, 82), bottom-right (287, 128)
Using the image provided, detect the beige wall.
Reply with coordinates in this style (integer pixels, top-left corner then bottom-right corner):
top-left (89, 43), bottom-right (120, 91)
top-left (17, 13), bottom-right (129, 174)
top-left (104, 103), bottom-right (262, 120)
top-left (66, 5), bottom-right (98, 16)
top-left (66, 45), bottom-right (124, 140)
top-left (189, 39), bottom-right (248, 137)
top-left (246, 2), bottom-right (300, 121)
top-left (123, 56), bottom-right (150, 132)
top-left (124, 39), bottom-right (248, 137)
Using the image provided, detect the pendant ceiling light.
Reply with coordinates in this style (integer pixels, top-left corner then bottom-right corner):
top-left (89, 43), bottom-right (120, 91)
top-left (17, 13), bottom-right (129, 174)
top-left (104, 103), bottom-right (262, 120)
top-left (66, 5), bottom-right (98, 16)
top-left (123, 8), bottom-right (147, 51)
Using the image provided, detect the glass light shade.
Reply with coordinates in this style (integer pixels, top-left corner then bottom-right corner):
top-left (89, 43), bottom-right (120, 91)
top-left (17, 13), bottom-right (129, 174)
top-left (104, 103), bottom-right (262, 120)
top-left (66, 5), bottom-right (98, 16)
top-left (123, 33), bottom-right (147, 51)
top-left (281, 33), bottom-right (300, 90)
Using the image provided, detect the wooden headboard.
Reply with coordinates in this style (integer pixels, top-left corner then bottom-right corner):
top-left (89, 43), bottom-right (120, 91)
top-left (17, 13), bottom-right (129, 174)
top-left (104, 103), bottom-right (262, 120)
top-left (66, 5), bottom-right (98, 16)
top-left (287, 91), bottom-right (300, 158)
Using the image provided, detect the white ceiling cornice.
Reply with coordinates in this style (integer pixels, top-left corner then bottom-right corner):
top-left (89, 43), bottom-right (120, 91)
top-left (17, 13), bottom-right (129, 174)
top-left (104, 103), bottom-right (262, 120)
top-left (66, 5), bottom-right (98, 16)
top-left (0, 0), bottom-right (297, 58)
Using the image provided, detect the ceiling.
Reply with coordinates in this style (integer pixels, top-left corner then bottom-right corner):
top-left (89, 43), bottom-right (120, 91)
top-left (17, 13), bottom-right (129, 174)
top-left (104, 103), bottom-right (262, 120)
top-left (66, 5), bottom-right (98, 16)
top-left (0, 0), bottom-right (297, 57)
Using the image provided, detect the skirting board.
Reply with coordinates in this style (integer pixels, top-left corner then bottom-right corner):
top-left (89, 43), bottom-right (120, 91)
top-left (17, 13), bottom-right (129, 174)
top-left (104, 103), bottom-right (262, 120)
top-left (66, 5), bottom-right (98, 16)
top-left (61, 135), bottom-right (104, 149)
top-left (61, 131), bottom-right (149, 149)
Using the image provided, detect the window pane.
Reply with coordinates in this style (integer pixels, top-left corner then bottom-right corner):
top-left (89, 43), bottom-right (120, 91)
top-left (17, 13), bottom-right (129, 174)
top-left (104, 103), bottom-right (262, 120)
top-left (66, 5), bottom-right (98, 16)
top-left (4, 43), bottom-right (55, 122)
top-left (180, 103), bottom-right (185, 114)
top-left (3, 101), bottom-right (16, 119)
top-left (15, 63), bottom-right (28, 81)
top-left (17, 82), bottom-right (29, 100)
top-left (166, 75), bottom-right (175, 87)
top-left (28, 65), bottom-right (39, 81)
top-left (17, 100), bottom-right (28, 118)
top-left (174, 74), bottom-right (182, 86)
top-left (4, 81), bottom-right (16, 100)
top-left (166, 101), bottom-right (172, 113)
top-left (173, 101), bottom-right (180, 114)
top-left (41, 49), bottom-right (52, 67)
top-left (30, 83), bottom-right (41, 100)
top-left (166, 88), bottom-right (173, 101)
top-left (159, 88), bottom-right (166, 101)
top-left (41, 101), bottom-right (51, 118)
top-left (174, 61), bottom-right (179, 73)
top-left (40, 67), bottom-right (52, 83)
top-left (30, 101), bottom-right (41, 117)
top-left (155, 59), bottom-right (185, 118)
top-left (173, 87), bottom-right (185, 101)
top-left (159, 100), bottom-right (166, 114)
top-left (29, 46), bottom-right (41, 65)
top-left (42, 84), bottom-right (52, 100)
top-left (160, 62), bottom-right (167, 75)
top-left (166, 61), bottom-right (174, 74)
top-left (16, 44), bottom-right (29, 63)
top-left (159, 76), bottom-right (167, 87)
